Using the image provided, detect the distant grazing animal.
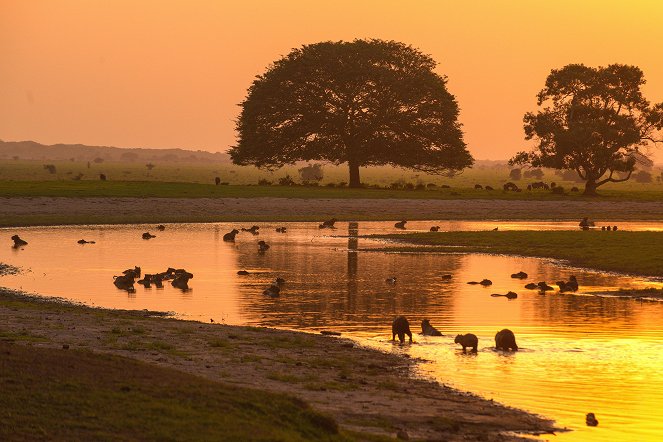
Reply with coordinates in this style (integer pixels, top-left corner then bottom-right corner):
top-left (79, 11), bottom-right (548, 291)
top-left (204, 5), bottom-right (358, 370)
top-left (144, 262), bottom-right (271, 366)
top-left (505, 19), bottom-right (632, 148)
top-left (99, 173), bottom-right (107, 181)
top-left (527, 184), bottom-right (532, 191)
top-left (392, 316), bottom-right (413, 343)
top-left (223, 229), bottom-right (240, 241)
top-left (237, 270), bottom-right (250, 275)
top-left (586, 413), bottom-right (599, 427)
top-left (157, 225), bottom-right (166, 231)
top-left (495, 329), bottom-right (518, 351)
top-left (492, 227), bottom-right (498, 231)
top-left (485, 185), bottom-right (494, 191)
top-left (491, 291), bottom-right (518, 299)
top-left (258, 240), bottom-right (270, 252)
top-left (275, 227), bottom-right (287, 233)
top-left (421, 319), bottom-right (443, 336)
top-left (11, 235), bottom-right (28, 248)
top-left (570, 187), bottom-right (579, 192)
top-left (474, 184), bottom-right (483, 189)
top-left (454, 333), bottom-right (478, 352)
top-left (385, 277), bottom-right (397, 284)
top-left (77, 239), bottom-right (96, 244)
top-left (215, 176), bottom-right (221, 185)
top-left (524, 283), bottom-right (538, 290)
top-left (503, 182), bottom-right (519, 192)
top-left (601, 226), bottom-right (606, 231)
top-left (479, 279), bottom-right (492, 286)
top-left (511, 271), bottom-right (528, 279)
top-left (142, 232), bottom-right (156, 240)
top-left (318, 218), bottom-right (337, 229)
top-left (430, 226), bottom-right (440, 232)
top-left (394, 220), bottom-right (407, 229)
top-left (441, 274), bottom-right (452, 280)
top-left (137, 274), bottom-right (153, 288)
top-left (613, 225), bottom-right (618, 231)
top-left (579, 217), bottom-right (595, 230)
top-left (440, 184), bottom-right (450, 188)
top-left (113, 274), bottom-right (135, 292)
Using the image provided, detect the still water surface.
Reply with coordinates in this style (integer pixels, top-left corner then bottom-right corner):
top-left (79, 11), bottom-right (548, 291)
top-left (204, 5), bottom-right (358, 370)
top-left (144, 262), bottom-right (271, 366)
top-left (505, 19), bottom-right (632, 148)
top-left (2, 221), bottom-right (663, 441)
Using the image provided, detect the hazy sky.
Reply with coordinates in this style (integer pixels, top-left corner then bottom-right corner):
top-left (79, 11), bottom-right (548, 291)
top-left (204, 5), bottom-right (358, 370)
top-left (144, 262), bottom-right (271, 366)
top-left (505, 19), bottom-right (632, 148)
top-left (2, 1), bottom-right (663, 161)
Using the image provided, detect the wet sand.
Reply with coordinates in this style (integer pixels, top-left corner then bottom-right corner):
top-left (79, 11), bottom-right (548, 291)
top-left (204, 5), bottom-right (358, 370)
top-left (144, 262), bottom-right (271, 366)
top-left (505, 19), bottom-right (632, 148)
top-left (0, 289), bottom-right (557, 441)
top-left (2, 196), bottom-right (663, 224)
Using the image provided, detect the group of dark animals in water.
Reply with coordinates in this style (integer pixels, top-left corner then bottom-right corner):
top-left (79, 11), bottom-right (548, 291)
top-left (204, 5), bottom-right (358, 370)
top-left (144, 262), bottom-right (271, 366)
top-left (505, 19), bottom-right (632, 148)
top-left (392, 316), bottom-right (518, 353)
top-left (113, 266), bottom-right (194, 292)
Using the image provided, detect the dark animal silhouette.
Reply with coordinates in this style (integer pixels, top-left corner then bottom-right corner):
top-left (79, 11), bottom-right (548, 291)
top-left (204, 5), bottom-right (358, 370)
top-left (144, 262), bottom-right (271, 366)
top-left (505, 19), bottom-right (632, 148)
top-left (579, 217), bottom-right (595, 230)
top-left (385, 277), bottom-right (397, 284)
top-left (430, 226), bottom-right (440, 232)
top-left (613, 225), bottom-right (618, 231)
top-left (142, 232), bottom-right (156, 239)
top-left (99, 173), bottom-right (107, 181)
top-left (537, 281), bottom-right (554, 292)
top-left (11, 235), bottom-right (28, 248)
top-left (77, 239), bottom-right (96, 244)
top-left (274, 277), bottom-right (285, 284)
top-left (441, 274), bottom-right (452, 280)
top-left (491, 291), bottom-right (518, 299)
top-left (503, 182), bottom-right (519, 191)
top-left (511, 271), bottom-right (528, 279)
top-left (601, 226), bottom-right (606, 231)
top-left (394, 220), bottom-right (407, 229)
top-left (454, 334), bottom-right (478, 352)
top-left (421, 319), bottom-right (443, 336)
top-left (318, 218), bottom-right (337, 229)
top-left (113, 274), bottom-right (135, 292)
top-left (275, 227), bottom-right (287, 233)
top-left (242, 225), bottom-right (260, 235)
top-left (258, 240), bottom-right (270, 252)
top-left (237, 270), bottom-right (250, 275)
top-left (495, 329), bottom-right (518, 351)
top-left (474, 184), bottom-right (483, 189)
top-left (571, 187), bottom-right (579, 192)
top-left (137, 274), bottom-right (153, 288)
top-left (586, 413), bottom-right (599, 427)
top-left (485, 185), bottom-right (494, 191)
top-left (223, 229), bottom-right (240, 241)
top-left (123, 266), bottom-right (141, 279)
top-left (215, 176), bottom-right (221, 185)
top-left (263, 284), bottom-right (280, 297)
top-left (557, 276), bottom-right (578, 292)
top-left (171, 271), bottom-right (193, 290)
top-left (524, 283), bottom-right (538, 290)
top-left (157, 225), bottom-right (166, 231)
top-left (392, 316), bottom-right (413, 343)
top-left (480, 279), bottom-right (492, 286)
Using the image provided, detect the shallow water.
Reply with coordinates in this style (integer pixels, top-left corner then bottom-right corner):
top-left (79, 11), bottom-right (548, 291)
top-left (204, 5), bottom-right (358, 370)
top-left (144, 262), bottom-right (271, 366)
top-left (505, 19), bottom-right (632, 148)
top-left (2, 221), bottom-right (663, 441)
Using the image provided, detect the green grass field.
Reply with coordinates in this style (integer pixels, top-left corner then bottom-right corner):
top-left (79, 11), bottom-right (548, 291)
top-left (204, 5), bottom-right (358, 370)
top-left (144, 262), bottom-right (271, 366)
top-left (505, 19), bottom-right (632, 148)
top-left (0, 341), bottom-right (355, 442)
top-left (375, 230), bottom-right (663, 277)
top-left (2, 158), bottom-right (663, 193)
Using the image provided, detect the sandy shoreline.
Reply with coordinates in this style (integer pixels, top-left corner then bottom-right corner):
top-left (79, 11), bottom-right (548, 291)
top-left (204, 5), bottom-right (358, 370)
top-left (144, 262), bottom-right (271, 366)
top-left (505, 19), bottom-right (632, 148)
top-left (0, 289), bottom-right (558, 441)
top-left (2, 196), bottom-right (663, 225)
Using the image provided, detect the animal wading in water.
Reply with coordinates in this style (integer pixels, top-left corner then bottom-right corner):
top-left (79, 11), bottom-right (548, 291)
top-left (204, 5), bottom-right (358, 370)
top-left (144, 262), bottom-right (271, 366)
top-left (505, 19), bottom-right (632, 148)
top-left (454, 333), bottom-right (478, 352)
top-left (421, 319), bottom-right (443, 336)
top-left (11, 235), bottom-right (28, 248)
top-left (494, 329), bottom-right (518, 351)
top-left (223, 229), bottom-right (240, 242)
top-left (391, 316), bottom-right (413, 343)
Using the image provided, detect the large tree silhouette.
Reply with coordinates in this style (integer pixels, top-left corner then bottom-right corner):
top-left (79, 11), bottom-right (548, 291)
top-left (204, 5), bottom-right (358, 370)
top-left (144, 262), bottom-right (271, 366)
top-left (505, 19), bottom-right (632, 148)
top-left (511, 64), bottom-right (663, 195)
top-left (230, 39), bottom-right (473, 187)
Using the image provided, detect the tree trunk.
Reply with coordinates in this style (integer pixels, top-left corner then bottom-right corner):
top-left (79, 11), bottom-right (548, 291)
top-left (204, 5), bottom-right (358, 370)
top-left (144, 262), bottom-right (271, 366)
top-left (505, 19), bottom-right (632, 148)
top-left (348, 161), bottom-right (361, 188)
top-left (583, 179), bottom-right (599, 196)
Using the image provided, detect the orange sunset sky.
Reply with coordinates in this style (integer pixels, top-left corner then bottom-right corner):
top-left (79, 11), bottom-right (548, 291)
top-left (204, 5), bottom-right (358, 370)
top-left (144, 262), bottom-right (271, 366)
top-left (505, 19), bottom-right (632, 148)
top-left (2, 1), bottom-right (663, 161)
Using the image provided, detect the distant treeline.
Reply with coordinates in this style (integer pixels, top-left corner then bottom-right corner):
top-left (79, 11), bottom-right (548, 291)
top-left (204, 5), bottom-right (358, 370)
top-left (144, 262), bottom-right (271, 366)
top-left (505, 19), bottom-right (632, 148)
top-left (0, 140), bottom-right (230, 163)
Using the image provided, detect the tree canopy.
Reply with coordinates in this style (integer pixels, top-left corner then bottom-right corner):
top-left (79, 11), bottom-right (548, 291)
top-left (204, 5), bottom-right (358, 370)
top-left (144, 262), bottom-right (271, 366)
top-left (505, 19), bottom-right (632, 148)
top-left (510, 64), bottom-right (663, 195)
top-left (230, 39), bottom-right (473, 187)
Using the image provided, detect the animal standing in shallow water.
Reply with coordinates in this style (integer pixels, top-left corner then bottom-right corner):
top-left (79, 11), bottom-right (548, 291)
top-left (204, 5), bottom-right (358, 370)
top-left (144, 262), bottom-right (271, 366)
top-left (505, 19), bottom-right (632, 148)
top-left (421, 319), bottom-right (443, 336)
top-left (223, 229), bottom-right (240, 242)
top-left (157, 225), bottom-right (166, 231)
top-left (258, 240), bottom-right (270, 252)
top-left (391, 316), bottom-right (412, 343)
top-left (495, 329), bottom-right (518, 351)
top-left (11, 235), bottom-right (28, 248)
top-left (385, 277), bottom-right (397, 284)
top-left (430, 226), bottom-right (440, 232)
top-left (511, 271), bottom-right (528, 279)
top-left (491, 291), bottom-right (518, 299)
top-left (319, 218), bottom-right (337, 229)
top-left (142, 232), bottom-right (156, 240)
top-left (586, 413), bottom-right (599, 426)
top-left (77, 239), bottom-right (96, 244)
top-left (454, 333), bottom-right (478, 352)
top-left (394, 220), bottom-right (407, 229)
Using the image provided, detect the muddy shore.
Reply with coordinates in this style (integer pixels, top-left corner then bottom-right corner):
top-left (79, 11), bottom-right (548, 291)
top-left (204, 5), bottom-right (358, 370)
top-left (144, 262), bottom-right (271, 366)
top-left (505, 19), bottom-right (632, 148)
top-left (0, 289), bottom-right (558, 441)
top-left (2, 196), bottom-right (663, 226)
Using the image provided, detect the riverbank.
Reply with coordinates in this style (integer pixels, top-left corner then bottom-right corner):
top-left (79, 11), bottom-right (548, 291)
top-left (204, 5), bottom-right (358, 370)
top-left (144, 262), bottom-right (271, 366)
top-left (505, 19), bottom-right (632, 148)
top-left (372, 231), bottom-right (663, 279)
top-left (0, 289), bottom-right (557, 441)
top-left (3, 196), bottom-right (663, 227)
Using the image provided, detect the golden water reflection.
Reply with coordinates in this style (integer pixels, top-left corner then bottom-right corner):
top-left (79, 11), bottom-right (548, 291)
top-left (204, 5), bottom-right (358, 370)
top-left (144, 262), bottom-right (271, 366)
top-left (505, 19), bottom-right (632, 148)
top-left (1, 221), bottom-right (663, 441)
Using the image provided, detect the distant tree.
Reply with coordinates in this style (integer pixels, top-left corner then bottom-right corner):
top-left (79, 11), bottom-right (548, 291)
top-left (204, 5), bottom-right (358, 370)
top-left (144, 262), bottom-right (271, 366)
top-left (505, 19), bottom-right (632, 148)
top-left (298, 163), bottom-right (324, 184)
top-left (634, 170), bottom-right (652, 183)
top-left (523, 169), bottom-right (544, 180)
top-left (230, 39), bottom-right (473, 188)
top-left (509, 168), bottom-right (522, 181)
top-left (511, 64), bottom-right (663, 195)
top-left (277, 175), bottom-right (296, 186)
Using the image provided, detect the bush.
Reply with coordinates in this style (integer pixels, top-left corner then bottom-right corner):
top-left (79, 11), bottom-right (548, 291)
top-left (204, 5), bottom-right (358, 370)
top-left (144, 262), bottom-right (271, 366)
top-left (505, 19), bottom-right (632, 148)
top-left (634, 170), bottom-right (652, 183)
top-left (426, 183), bottom-right (437, 189)
top-left (297, 163), bottom-right (324, 183)
top-left (258, 179), bottom-right (272, 186)
top-left (415, 183), bottom-right (426, 190)
top-left (551, 185), bottom-right (565, 194)
top-left (523, 169), bottom-right (544, 179)
top-left (278, 175), bottom-right (296, 186)
top-left (404, 182), bottom-right (415, 191)
top-left (509, 168), bottom-right (522, 181)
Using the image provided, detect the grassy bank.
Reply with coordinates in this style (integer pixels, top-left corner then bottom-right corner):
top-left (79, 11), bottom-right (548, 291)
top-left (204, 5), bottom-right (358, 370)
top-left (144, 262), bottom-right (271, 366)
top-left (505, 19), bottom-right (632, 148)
top-left (0, 289), bottom-right (555, 441)
top-left (0, 342), bottom-right (346, 442)
top-left (3, 180), bottom-right (663, 201)
top-left (375, 231), bottom-right (663, 277)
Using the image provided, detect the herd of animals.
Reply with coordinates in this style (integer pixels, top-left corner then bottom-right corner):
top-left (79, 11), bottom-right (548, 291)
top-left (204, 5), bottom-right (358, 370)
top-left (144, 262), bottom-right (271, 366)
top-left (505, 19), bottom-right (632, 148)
top-left (473, 181), bottom-right (580, 193)
top-left (391, 315), bottom-right (519, 352)
top-left (112, 265), bottom-right (194, 293)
